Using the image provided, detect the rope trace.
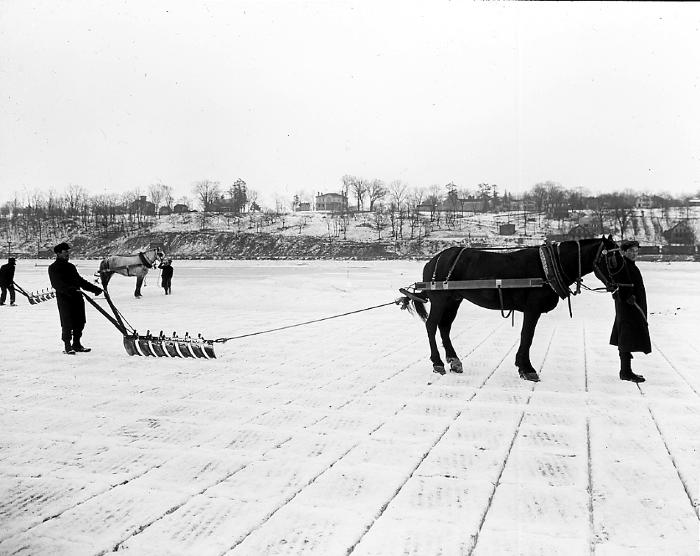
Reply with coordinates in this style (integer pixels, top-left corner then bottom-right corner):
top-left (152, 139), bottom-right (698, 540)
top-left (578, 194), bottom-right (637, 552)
top-left (213, 300), bottom-right (399, 344)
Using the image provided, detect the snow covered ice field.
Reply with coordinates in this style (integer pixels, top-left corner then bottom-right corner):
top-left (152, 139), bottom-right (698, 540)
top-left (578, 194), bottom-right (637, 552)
top-left (1, 259), bottom-right (699, 555)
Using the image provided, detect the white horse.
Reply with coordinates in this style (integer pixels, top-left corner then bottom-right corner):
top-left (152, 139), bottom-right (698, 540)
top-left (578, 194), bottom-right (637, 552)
top-left (98, 248), bottom-right (164, 298)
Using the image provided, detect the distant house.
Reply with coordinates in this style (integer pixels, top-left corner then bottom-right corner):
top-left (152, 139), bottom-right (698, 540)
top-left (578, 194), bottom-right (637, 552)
top-left (688, 199), bottom-right (700, 207)
top-left (416, 196), bottom-right (484, 213)
top-left (416, 202), bottom-right (438, 213)
top-left (567, 224), bottom-right (596, 240)
top-left (315, 192), bottom-right (348, 212)
top-left (208, 195), bottom-right (237, 213)
top-left (173, 203), bottom-right (189, 214)
top-left (510, 197), bottom-right (538, 212)
top-left (663, 220), bottom-right (696, 245)
top-left (158, 206), bottom-right (172, 216)
top-left (635, 194), bottom-right (666, 209)
top-left (635, 195), bottom-right (654, 209)
top-left (295, 202), bottom-right (311, 211)
top-left (458, 196), bottom-right (485, 213)
top-left (129, 196), bottom-right (155, 216)
top-left (499, 224), bottom-right (516, 235)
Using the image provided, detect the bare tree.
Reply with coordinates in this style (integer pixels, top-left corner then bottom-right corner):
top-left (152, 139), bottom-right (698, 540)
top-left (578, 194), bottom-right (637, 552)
top-left (192, 180), bottom-right (221, 211)
top-left (344, 175), bottom-right (368, 211)
top-left (148, 183), bottom-right (166, 216)
top-left (603, 191), bottom-right (636, 237)
top-left (65, 184), bottom-right (88, 217)
top-left (247, 189), bottom-right (260, 212)
top-left (162, 185), bottom-right (175, 210)
top-left (367, 179), bottom-right (386, 211)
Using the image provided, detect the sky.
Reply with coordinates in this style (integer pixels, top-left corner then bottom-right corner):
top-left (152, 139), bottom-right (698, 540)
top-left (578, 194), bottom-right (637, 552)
top-left (1, 1), bottom-right (700, 208)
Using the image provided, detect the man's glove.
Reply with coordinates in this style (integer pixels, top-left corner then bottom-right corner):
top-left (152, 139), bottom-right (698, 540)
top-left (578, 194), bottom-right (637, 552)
top-left (626, 295), bottom-right (636, 306)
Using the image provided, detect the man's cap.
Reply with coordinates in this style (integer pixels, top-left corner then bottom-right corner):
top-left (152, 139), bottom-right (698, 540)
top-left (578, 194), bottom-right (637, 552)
top-left (620, 239), bottom-right (639, 251)
top-left (53, 242), bottom-right (71, 254)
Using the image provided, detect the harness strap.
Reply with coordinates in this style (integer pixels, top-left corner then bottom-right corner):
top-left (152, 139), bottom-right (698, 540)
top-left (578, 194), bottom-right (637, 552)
top-left (445, 247), bottom-right (468, 281)
top-left (432, 246), bottom-right (468, 282)
top-left (496, 285), bottom-right (514, 321)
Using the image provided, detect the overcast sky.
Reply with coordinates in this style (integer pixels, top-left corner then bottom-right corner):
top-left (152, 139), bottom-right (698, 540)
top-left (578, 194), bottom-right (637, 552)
top-left (1, 1), bottom-right (699, 207)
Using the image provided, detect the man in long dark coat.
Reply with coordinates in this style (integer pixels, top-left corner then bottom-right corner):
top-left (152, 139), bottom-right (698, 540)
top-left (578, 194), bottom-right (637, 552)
top-left (610, 239), bottom-right (651, 383)
top-left (48, 242), bottom-right (103, 354)
top-left (0, 257), bottom-right (16, 306)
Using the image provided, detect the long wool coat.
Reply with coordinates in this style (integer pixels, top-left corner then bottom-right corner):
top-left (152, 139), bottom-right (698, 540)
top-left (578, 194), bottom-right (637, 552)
top-left (161, 264), bottom-right (173, 287)
top-left (609, 259), bottom-right (651, 354)
top-left (48, 258), bottom-right (102, 329)
top-left (0, 262), bottom-right (15, 287)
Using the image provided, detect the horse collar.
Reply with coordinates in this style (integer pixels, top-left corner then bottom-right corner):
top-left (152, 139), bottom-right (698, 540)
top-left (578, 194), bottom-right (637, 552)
top-left (138, 252), bottom-right (154, 268)
top-left (539, 241), bottom-right (569, 300)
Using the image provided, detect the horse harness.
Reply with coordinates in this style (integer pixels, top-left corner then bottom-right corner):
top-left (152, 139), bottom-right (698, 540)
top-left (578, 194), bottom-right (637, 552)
top-left (411, 240), bottom-right (594, 319)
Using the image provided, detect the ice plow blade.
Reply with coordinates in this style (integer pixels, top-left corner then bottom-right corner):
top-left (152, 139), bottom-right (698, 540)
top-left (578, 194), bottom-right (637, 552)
top-left (122, 331), bottom-right (217, 359)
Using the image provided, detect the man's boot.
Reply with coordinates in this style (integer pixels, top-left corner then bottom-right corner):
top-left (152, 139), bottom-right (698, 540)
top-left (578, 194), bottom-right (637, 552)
top-left (72, 331), bottom-right (91, 353)
top-left (619, 351), bottom-right (644, 382)
top-left (62, 329), bottom-right (75, 354)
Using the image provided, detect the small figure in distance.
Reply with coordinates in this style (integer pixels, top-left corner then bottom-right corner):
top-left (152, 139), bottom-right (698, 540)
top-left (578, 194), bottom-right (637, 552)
top-left (48, 242), bottom-right (103, 355)
top-left (160, 258), bottom-right (173, 295)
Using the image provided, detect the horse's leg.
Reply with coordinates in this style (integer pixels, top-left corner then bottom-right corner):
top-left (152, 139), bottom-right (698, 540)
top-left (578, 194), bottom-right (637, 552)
top-left (135, 275), bottom-right (143, 298)
top-left (426, 296), bottom-right (447, 374)
top-left (439, 298), bottom-right (463, 373)
top-left (515, 311), bottom-right (541, 382)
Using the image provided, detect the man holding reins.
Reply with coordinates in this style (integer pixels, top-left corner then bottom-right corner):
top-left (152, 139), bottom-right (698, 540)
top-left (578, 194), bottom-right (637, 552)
top-left (610, 239), bottom-right (650, 383)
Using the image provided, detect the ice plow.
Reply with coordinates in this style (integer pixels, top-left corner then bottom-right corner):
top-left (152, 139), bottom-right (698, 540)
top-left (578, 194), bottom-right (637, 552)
top-left (13, 282), bottom-right (56, 304)
top-left (82, 288), bottom-right (216, 359)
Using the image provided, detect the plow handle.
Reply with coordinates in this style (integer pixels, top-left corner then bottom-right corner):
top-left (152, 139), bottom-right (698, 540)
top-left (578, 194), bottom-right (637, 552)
top-left (12, 281), bottom-right (31, 298)
top-left (82, 291), bottom-right (127, 334)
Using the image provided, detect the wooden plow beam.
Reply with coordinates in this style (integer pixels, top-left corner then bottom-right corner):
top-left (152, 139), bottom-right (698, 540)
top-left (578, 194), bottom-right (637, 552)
top-left (82, 289), bottom-right (217, 359)
top-left (413, 278), bottom-right (546, 291)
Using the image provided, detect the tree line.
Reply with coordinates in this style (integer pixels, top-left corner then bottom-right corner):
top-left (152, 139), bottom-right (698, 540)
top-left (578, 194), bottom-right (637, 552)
top-left (0, 177), bottom-right (696, 247)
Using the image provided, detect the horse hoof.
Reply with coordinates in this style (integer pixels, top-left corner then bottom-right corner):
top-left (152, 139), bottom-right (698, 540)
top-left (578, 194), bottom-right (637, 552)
top-left (433, 365), bottom-right (446, 375)
top-left (447, 357), bottom-right (463, 373)
top-left (518, 368), bottom-right (540, 382)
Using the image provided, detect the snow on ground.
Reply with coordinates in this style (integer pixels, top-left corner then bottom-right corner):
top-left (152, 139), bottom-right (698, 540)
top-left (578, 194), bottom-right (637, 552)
top-left (1, 259), bottom-right (699, 555)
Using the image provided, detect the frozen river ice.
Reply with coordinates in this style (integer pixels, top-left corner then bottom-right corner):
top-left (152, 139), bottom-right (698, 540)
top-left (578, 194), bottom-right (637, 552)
top-left (1, 259), bottom-right (699, 554)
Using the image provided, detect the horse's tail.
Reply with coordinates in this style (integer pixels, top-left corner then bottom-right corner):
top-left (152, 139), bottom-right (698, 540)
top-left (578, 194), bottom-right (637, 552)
top-left (397, 289), bottom-right (429, 322)
top-left (413, 298), bottom-right (428, 321)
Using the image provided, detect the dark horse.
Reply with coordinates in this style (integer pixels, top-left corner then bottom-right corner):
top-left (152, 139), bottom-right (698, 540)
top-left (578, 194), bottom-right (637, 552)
top-left (400, 236), bottom-right (622, 382)
top-left (98, 248), bottom-right (164, 298)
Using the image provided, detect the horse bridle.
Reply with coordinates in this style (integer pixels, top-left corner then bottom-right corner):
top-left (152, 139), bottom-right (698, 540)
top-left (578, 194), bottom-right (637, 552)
top-left (138, 249), bottom-right (165, 269)
top-left (592, 242), bottom-right (628, 293)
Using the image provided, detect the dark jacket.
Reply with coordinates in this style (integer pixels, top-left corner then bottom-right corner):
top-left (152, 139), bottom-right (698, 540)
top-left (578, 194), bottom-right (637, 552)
top-left (609, 259), bottom-right (651, 354)
top-left (48, 258), bottom-right (102, 329)
top-left (161, 265), bottom-right (173, 283)
top-left (0, 262), bottom-right (15, 287)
